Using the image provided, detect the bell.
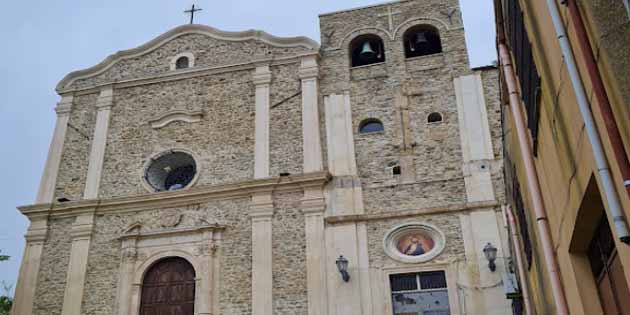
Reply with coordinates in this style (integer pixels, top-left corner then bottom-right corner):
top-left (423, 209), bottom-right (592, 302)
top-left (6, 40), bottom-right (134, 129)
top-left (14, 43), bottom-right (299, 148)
top-left (360, 41), bottom-right (377, 60)
top-left (415, 31), bottom-right (428, 45)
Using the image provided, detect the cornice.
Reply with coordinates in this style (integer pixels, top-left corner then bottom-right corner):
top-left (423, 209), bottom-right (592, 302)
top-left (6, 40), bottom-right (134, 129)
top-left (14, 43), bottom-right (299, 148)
top-left (325, 200), bottom-right (500, 224)
top-left (56, 24), bottom-right (320, 92)
top-left (18, 171), bottom-right (331, 219)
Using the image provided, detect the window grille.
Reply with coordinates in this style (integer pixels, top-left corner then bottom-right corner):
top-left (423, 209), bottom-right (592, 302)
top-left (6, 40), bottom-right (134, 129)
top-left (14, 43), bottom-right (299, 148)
top-left (390, 271), bottom-right (450, 315)
top-left (513, 179), bottom-right (533, 268)
top-left (505, 0), bottom-right (541, 154)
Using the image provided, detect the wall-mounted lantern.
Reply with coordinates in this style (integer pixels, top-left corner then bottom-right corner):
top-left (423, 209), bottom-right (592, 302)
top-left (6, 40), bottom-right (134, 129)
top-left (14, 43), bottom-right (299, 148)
top-left (335, 255), bottom-right (350, 282)
top-left (483, 242), bottom-right (498, 272)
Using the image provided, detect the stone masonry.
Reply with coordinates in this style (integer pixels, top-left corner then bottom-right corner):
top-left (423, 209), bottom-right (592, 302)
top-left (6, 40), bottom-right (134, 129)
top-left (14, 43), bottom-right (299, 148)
top-left (13, 1), bottom-right (512, 315)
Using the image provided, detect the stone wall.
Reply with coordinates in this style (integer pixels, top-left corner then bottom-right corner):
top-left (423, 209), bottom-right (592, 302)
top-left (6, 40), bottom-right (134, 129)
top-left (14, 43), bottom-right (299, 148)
top-left (32, 218), bottom-right (73, 315)
top-left (98, 71), bottom-right (256, 198)
top-left (54, 93), bottom-right (98, 201)
top-left (68, 33), bottom-right (312, 90)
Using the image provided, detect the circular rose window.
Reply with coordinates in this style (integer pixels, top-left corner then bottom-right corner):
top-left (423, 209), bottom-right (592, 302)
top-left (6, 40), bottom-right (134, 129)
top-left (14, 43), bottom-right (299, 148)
top-left (383, 223), bottom-right (445, 263)
top-left (143, 150), bottom-right (199, 192)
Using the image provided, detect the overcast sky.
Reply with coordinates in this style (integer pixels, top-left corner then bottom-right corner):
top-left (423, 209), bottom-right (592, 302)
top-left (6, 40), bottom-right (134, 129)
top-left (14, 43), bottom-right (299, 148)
top-left (0, 0), bottom-right (495, 294)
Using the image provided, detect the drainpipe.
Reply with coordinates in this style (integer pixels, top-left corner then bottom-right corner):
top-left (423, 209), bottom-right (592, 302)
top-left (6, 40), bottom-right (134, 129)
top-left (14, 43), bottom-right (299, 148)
top-left (499, 43), bottom-right (570, 315)
top-left (565, 0), bottom-right (630, 204)
top-left (545, 0), bottom-right (630, 243)
top-left (506, 205), bottom-right (534, 315)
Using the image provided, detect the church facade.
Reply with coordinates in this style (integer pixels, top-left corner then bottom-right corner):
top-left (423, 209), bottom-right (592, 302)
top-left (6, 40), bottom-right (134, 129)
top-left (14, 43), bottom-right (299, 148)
top-left (12, 1), bottom-right (513, 315)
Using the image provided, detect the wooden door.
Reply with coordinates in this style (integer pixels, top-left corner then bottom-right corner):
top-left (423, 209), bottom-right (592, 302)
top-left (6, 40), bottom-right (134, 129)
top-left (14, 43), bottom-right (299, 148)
top-left (140, 257), bottom-right (196, 315)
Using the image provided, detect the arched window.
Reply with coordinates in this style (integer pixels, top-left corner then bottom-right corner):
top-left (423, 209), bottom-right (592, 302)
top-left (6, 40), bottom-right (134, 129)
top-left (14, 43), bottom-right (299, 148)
top-left (404, 25), bottom-right (442, 58)
top-left (140, 257), bottom-right (195, 315)
top-left (359, 118), bottom-right (384, 134)
top-left (427, 112), bottom-right (443, 123)
top-left (175, 56), bottom-right (190, 69)
top-left (350, 34), bottom-right (386, 67)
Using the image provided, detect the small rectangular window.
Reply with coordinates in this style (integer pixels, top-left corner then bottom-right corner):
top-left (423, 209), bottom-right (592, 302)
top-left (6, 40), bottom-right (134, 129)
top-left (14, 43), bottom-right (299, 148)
top-left (390, 271), bottom-right (451, 315)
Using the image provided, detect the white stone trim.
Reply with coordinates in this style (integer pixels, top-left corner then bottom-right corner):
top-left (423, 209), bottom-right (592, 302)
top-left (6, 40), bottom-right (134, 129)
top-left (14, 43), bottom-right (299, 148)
top-left (169, 52), bottom-right (195, 71)
top-left (253, 65), bottom-right (272, 179)
top-left (393, 17), bottom-right (451, 39)
top-left (250, 192), bottom-right (274, 315)
top-left (10, 215), bottom-right (49, 315)
top-left (324, 93), bottom-right (358, 177)
top-left (84, 86), bottom-right (114, 199)
top-left (61, 212), bottom-right (96, 315)
top-left (299, 55), bottom-right (323, 173)
top-left (57, 24), bottom-right (319, 91)
top-left (382, 222), bottom-right (446, 264)
top-left (140, 148), bottom-right (201, 193)
top-left (116, 224), bottom-right (223, 315)
top-left (381, 263), bottom-right (463, 315)
top-left (36, 94), bottom-right (74, 203)
top-left (301, 188), bottom-right (328, 315)
top-left (148, 110), bottom-right (204, 129)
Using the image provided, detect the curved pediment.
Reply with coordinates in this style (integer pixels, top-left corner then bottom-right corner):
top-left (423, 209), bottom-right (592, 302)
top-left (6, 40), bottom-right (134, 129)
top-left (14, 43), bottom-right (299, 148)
top-left (57, 24), bottom-right (320, 92)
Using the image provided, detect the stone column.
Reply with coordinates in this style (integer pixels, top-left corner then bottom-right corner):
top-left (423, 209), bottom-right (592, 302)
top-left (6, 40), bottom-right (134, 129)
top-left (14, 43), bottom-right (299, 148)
top-left (36, 95), bottom-right (74, 203)
top-left (253, 65), bottom-right (272, 179)
top-left (299, 55), bottom-right (323, 173)
top-left (116, 236), bottom-right (138, 315)
top-left (61, 212), bottom-right (96, 315)
top-left (250, 191), bottom-right (274, 315)
top-left (302, 186), bottom-right (328, 315)
top-left (11, 214), bottom-right (49, 315)
top-left (84, 86), bottom-right (114, 199)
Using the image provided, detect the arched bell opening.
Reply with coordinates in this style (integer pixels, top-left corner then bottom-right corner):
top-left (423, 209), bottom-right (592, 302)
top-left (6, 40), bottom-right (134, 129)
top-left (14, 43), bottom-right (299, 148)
top-left (349, 34), bottom-right (386, 67)
top-left (403, 25), bottom-right (442, 58)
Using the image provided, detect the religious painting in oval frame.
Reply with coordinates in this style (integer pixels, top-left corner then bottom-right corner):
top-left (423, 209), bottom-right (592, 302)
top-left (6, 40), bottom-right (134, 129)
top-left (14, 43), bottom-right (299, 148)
top-left (383, 223), bottom-right (446, 263)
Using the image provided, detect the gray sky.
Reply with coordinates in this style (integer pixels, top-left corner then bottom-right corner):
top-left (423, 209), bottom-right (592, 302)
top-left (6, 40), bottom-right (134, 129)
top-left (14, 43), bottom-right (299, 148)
top-left (0, 0), bottom-right (495, 294)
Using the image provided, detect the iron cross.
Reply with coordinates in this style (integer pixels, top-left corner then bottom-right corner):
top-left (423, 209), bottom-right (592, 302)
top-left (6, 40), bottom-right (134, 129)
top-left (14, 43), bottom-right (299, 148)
top-left (184, 4), bottom-right (203, 24)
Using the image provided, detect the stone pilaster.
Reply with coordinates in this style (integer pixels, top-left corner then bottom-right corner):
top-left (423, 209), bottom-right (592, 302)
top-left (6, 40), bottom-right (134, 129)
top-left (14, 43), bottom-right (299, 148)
top-left (61, 212), bottom-right (96, 315)
top-left (84, 86), bottom-right (114, 199)
top-left (302, 186), bottom-right (328, 315)
top-left (454, 74), bottom-right (496, 202)
top-left (116, 237), bottom-right (137, 315)
top-left (36, 95), bottom-right (74, 203)
top-left (198, 230), bottom-right (219, 315)
top-left (11, 214), bottom-right (49, 315)
top-left (250, 191), bottom-right (274, 315)
top-left (253, 65), bottom-right (272, 179)
top-left (299, 55), bottom-right (323, 173)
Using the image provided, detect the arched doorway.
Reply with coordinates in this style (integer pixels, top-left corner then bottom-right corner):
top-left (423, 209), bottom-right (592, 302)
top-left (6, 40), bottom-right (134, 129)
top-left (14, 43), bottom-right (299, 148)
top-left (140, 257), bottom-right (196, 315)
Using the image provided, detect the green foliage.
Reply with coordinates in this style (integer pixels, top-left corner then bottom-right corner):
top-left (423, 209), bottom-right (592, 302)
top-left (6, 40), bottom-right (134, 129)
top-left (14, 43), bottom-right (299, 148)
top-left (0, 253), bottom-right (12, 314)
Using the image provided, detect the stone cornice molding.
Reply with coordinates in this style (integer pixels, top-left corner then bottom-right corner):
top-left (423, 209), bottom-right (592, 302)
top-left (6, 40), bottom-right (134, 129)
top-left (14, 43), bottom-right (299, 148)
top-left (18, 171), bottom-right (331, 219)
top-left (148, 110), bottom-right (204, 129)
top-left (325, 200), bottom-right (500, 224)
top-left (119, 224), bottom-right (225, 241)
top-left (56, 24), bottom-right (320, 92)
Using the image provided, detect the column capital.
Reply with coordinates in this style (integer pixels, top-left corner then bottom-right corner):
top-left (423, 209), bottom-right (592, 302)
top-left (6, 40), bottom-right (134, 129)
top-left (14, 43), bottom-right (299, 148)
top-left (96, 85), bottom-right (114, 111)
top-left (299, 55), bottom-right (319, 80)
top-left (70, 212), bottom-right (96, 240)
top-left (250, 192), bottom-right (274, 219)
top-left (55, 94), bottom-right (74, 115)
top-left (253, 65), bottom-right (272, 85)
top-left (24, 215), bottom-right (49, 243)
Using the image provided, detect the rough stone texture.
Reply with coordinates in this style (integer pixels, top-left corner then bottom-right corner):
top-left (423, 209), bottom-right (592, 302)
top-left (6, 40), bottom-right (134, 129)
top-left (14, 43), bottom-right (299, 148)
top-left (54, 93), bottom-right (98, 200)
top-left (272, 192), bottom-right (307, 315)
top-left (32, 218), bottom-right (73, 315)
top-left (68, 33), bottom-right (312, 90)
top-left (366, 213), bottom-right (466, 267)
top-left (99, 71), bottom-right (256, 198)
top-left (269, 64), bottom-right (303, 177)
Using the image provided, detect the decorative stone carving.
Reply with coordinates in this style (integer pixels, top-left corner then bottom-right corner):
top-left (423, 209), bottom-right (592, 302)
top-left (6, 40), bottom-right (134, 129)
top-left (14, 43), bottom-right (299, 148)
top-left (148, 110), bottom-right (204, 129)
top-left (383, 223), bottom-right (446, 264)
top-left (160, 214), bottom-right (183, 228)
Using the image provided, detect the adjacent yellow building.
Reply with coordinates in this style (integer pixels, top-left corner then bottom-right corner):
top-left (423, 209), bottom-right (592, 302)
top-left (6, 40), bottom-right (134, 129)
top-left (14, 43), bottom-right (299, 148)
top-left (495, 0), bottom-right (630, 314)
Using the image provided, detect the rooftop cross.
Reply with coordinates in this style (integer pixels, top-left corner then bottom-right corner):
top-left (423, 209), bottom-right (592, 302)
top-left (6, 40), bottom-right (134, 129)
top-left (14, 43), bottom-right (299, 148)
top-left (184, 4), bottom-right (203, 24)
